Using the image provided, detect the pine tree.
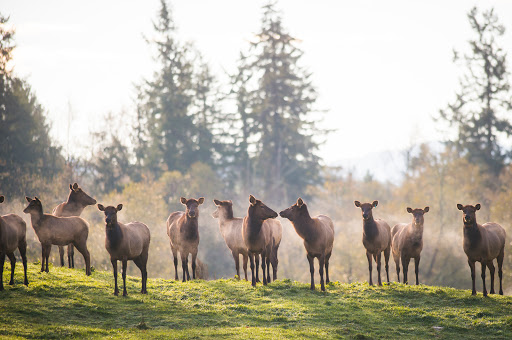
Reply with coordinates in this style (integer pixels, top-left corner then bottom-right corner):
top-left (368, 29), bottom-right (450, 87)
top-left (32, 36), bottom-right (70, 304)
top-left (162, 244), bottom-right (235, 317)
top-left (440, 7), bottom-right (512, 176)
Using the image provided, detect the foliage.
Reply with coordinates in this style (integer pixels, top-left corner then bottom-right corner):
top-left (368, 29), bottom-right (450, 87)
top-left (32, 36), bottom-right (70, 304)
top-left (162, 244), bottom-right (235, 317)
top-left (1, 264), bottom-right (512, 339)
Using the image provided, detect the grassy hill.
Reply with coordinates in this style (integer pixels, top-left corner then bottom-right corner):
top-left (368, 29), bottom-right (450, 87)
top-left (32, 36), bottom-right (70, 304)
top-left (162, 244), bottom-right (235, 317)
top-left (0, 263), bottom-right (511, 339)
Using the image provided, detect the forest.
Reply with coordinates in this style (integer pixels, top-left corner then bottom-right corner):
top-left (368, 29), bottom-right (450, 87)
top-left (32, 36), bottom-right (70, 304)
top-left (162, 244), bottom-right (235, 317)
top-left (1, 2), bottom-right (512, 295)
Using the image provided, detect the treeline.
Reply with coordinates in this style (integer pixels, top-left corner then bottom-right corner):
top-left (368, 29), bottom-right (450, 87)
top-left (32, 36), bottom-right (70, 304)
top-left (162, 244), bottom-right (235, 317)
top-left (1, 4), bottom-right (512, 291)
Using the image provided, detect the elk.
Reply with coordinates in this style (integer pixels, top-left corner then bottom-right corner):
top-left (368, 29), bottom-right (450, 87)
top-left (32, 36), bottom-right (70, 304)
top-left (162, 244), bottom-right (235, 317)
top-left (242, 195), bottom-right (282, 287)
top-left (212, 199), bottom-right (248, 280)
top-left (52, 183), bottom-right (96, 268)
top-left (280, 198), bottom-right (334, 291)
top-left (391, 207), bottom-right (429, 285)
top-left (167, 197), bottom-right (204, 282)
top-left (354, 200), bottom-right (391, 286)
top-left (0, 196), bottom-right (29, 290)
top-left (98, 203), bottom-right (150, 296)
top-left (23, 197), bottom-right (91, 275)
top-left (457, 203), bottom-right (506, 296)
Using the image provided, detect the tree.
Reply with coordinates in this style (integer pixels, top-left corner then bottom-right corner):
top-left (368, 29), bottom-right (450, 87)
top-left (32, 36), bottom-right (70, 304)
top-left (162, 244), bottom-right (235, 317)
top-left (440, 7), bottom-right (512, 176)
top-left (0, 14), bottom-right (63, 197)
top-left (247, 2), bottom-right (326, 204)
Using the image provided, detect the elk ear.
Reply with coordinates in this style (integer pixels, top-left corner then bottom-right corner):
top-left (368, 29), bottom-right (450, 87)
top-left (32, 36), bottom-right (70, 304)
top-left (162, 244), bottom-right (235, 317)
top-left (180, 197), bottom-right (187, 205)
top-left (0, 196), bottom-right (4, 203)
top-left (97, 204), bottom-right (105, 211)
top-left (424, 207), bottom-right (429, 213)
top-left (197, 197), bottom-right (205, 205)
top-left (475, 203), bottom-right (481, 210)
top-left (26, 196), bottom-right (32, 203)
top-left (213, 199), bottom-right (221, 206)
top-left (372, 200), bottom-right (379, 208)
top-left (35, 197), bottom-right (40, 202)
top-left (354, 201), bottom-right (361, 207)
top-left (297, 197), bottom-right (304, 207)
top-left (72, 183), bottom-right (79, 190)
top-left (249, 195), bottom-right (257, 206)
top-left (456, 204), bottom-right (463, 210)
top-left (116, 204), bottom-right (123, 211)
top-left (70, 184), bottom-right (73, 190)
top-left (406, 207), bottom-right (413, 213)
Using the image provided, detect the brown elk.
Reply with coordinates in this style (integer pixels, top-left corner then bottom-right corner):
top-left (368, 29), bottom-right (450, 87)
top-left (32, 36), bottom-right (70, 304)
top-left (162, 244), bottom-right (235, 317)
top-left (0, 196), bottom-right (29, 290)
top-left (242, 195), bottom-right (282, 287)
top-left (457, 203), bottom-right (506, 296)
top-left (354, 200), bottom-right (391, 286)
top-left (167, 197), bottom-right (204, 282)
top-left (98, 203), bottom-right (150, 296)
top-left (53, 183), bottom-right (96, 268)
top-left (391, 207), bottom-right (429, 285)
top-left (280, 198), bottom-right (334, 291)
top-left (212, 199), bottom-right (248, 280)
top-left (23, 197), bottom-right (91, 275)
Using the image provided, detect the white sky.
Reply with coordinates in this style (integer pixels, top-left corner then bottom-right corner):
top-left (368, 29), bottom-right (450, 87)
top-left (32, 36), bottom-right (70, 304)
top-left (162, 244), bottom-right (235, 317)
top-left (3, 0), bottom-right (512, 165)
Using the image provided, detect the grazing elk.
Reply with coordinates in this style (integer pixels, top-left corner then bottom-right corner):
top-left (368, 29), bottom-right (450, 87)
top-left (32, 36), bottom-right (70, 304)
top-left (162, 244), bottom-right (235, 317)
top-left (23, 197), bottom-right (91, 275)
top-left (212, 199), bottom-right (248, 280)
top-left (391, 207), bottom-right (429, 285)
top-left (280, 198), bottom-right (334, 291)
top-left (242, 195), bottom-right (282, 287)
top-left (0, 196), bottom-right (29, 290)
top-left (457, 204), bottom-right (506, 296)
top-left (354, 200), bottom-right (391, 286)
top-left (53, 183), bottom-right (96, 268)
top-left (167, 197), bottom-right (204, 282)
top-left (98, 204), bottom-right (150, 296)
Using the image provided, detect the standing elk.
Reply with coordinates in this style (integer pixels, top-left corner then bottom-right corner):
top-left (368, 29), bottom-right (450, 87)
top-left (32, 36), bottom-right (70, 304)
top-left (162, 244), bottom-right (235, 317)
top-left (242, 195), bottom-right (282, 287)
top-left (167, 197), bottom-right (204, 282)
top-left (457, 203), bottom-right (506, 296)
top-left (98, 203), bottom-right (150, 296)
top-left (23, 197), bottom-right (91, 275)
top-left (354, 200), bottom-right (391, 286)
top-left (391, 207), bottom-right (429, 285)
top-left (212, 199), bottom-right (248, 280)
top-left (0, 196), bottom-right (29, 290)
top-left (280, 198), bottom-right (334, 291)
top-left (52, 183), bottom-right (96, 268)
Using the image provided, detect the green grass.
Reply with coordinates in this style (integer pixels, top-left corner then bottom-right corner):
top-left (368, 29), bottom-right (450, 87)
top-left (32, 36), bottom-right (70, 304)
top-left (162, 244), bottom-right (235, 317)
top-left (0, 263), bottom-right (511, 339)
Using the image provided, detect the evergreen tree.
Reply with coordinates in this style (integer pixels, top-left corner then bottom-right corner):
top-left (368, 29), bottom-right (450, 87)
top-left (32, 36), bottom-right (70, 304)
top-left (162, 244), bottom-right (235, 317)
top-left (440, 7), bottom-right (512, 175)
top-left (248, 2), bottom-right (325, 203)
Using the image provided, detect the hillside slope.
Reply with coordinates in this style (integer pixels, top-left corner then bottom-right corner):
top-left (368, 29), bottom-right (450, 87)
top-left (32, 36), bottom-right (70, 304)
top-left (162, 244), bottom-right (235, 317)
top-left (0, 264), bottom-right (511, 339)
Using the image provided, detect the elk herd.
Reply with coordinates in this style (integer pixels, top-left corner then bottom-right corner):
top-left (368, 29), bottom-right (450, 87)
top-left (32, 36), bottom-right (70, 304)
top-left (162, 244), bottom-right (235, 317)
top-left (0, 183), bottom-right (507, 297)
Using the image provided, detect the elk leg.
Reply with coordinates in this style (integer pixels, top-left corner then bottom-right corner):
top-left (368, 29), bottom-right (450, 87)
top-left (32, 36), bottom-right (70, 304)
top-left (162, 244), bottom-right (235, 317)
top-left (255, 255), bottom-right (260, 283)
top-left (468, 260), bottom-right (476, 295)
top-left (171, 247), bottom-right (178, 280)
top-left (272, 245), bottom-right (279, 281)
top-left (261, 252), bottom-right (267, 285)
top-left (242, 253), bottom-right (248, 281)
top-left (19, 240), bottom-right (28, 286)
top-left (325, 252), bottom-right (331, 284)
top-left (191, 251), bottom-right (197, 280)
top-left (394, 254), bottom-right (400, 283)
top-left (232, 251), bottom-right (240, 279)
top-left (181, 253), bottom-right (189, 282)
top-left (414, 257), bottom-right (420, 285)
top-left (249, 252), bottom-right (256, 287)
top-left (73, 242), bottom-right (91, 276)
top-left (44, 245), bottom-right (50, 273)
top-left (481, 262), bottom-right (487, 297)
top-left (40, 245), bottom-right (45, 272)
top-left (68, 244), bottom-right (75, 268)
top-left (133, 257), bottom-right (146, 294)
top-left (307, 253), bottom-right (315, 290)
top-left (122, 259), bottom-right (128, 296)
top-left (141, 251), bottom-right (148, 294)
top-left (377, 252), bottom-right (383, 286)
top-left (0, 252), bottom-right (5, 291)
top-left (266, 254), bottom-right (271, 284)
top-left (384, 246), bottom-right (390, 283)
top-left (319, 255), bottom-right (326, 292)
top-left (59, 246), bottom-right (65, 267)
top-left (366, 251), bottom-right (373, 286)
top-left (402, 255), bottom-right (410, 284)
top-left (497, 249), bottom-right (504, 295)
top-left (7, 253), bottom-right (15, 285)
top-left (111, 259), bottom-right (119, 296)
top-left (487, 261), bottom-right (495, 294)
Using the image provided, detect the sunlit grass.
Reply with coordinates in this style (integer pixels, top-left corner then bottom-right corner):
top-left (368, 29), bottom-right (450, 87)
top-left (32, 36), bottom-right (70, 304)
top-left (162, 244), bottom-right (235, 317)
top-left (0, 263), bottom-right (511, 339)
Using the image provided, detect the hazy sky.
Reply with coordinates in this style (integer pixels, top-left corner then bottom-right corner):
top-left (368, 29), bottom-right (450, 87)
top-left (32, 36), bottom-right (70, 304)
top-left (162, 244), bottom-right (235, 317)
top-left (4, 0), bottom-right (512, 166)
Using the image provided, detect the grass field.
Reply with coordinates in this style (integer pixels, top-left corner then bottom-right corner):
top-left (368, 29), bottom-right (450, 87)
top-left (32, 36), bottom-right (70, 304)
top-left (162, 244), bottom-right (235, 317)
top-left (0, 263), bottom-right (511, 339)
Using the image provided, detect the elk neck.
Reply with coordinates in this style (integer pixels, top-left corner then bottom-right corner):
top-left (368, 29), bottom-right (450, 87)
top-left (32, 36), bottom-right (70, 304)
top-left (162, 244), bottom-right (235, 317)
top-left (362, 216), bottom-right (378, 240)
top-left (106, 222), bottom-right (123, 250)
top-left (290, 207), bottom-right (315, 241)
top-left (183, 214), bottom-right (199, 240)
top-left (28, 205), bottom-right (44, 229)
top-left (463, 220), bottom-right (481, 244)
